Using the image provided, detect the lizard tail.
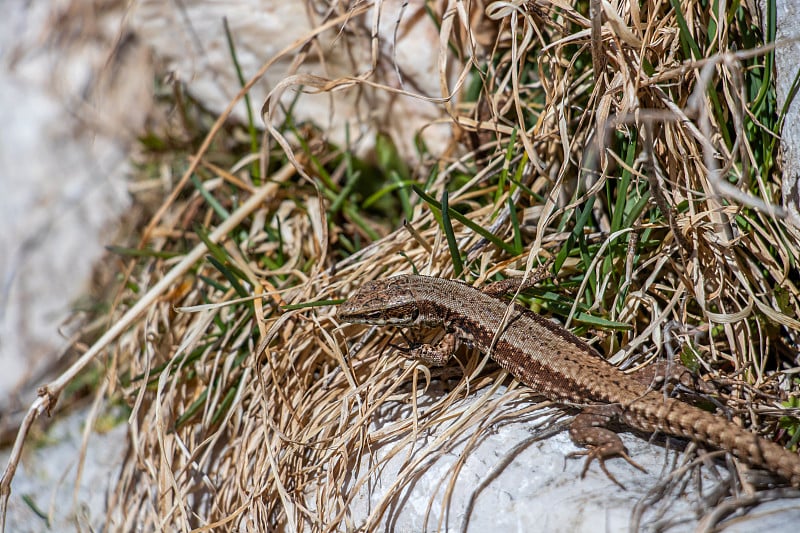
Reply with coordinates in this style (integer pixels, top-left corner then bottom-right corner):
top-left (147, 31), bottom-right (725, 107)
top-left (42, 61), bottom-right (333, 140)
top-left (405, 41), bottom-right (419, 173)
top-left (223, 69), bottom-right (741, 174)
top-left (626, 394), bottom-right (800, 487)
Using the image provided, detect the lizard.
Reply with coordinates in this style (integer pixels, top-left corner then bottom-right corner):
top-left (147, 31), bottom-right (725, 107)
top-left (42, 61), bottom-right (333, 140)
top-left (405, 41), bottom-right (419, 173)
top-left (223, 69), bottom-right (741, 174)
top-left (336, 273), bottom-right (800, 487)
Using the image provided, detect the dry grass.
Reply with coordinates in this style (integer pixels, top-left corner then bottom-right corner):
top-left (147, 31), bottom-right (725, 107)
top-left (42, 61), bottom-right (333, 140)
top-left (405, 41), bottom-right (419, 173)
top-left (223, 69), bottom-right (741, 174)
top-left (3, 0), bottom-right (800, 531)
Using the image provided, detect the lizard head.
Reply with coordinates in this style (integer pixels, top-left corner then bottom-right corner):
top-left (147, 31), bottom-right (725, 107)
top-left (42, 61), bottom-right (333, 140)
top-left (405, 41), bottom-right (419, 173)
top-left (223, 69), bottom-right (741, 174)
top-left (336, 275), bottom-right (420, 326)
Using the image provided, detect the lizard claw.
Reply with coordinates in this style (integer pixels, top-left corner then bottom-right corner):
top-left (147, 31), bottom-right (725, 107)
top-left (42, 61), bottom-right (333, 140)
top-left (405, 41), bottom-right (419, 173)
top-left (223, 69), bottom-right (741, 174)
top-left (389, 330), bottom-right (422, 360)
top-left (567, 448), bottom-right (626, 490)
top-left (617, 450), bottom-right (647, 474)
top-left (388, 342), bottom-right (416, 361)
top-left (567, 447), bottom-right (648, 490)
top-left (568, 409), bottom-right (648, 489)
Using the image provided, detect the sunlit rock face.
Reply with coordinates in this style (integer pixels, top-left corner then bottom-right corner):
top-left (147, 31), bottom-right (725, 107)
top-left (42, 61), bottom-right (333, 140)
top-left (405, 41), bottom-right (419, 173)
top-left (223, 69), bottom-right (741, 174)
top-left (130, 0), bottom-right (457, 161)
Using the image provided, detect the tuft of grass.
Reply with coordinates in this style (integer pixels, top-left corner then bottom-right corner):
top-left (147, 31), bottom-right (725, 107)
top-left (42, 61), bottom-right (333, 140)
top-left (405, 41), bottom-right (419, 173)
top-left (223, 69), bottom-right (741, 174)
top-left (13, 0), bottom-right (796, 531)
top-left (104, 0), bottom-right (800, 530)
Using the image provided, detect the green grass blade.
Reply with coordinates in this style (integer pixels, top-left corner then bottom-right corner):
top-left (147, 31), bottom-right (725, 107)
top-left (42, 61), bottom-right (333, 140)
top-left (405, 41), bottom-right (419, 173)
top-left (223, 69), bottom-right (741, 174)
top-left (441, 190), bottom-right (464, 276)
top-left (191, 174), bottom-right (230, 219)
top-left (223, 17), bottom-right (260, 182)
top-left (413, 185), bottom-right (517, 254)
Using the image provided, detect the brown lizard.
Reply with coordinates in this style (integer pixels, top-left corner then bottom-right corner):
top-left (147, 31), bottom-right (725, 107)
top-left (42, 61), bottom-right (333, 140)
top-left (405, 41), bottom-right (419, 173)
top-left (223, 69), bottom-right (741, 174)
top-left (336, 274), bottom-right (800, 487)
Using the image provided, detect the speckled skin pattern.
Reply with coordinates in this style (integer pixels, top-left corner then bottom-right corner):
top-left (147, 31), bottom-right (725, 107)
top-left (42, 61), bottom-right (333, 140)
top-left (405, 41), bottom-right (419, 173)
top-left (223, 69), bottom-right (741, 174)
top-left (338, 275), bottom-right (800, 486)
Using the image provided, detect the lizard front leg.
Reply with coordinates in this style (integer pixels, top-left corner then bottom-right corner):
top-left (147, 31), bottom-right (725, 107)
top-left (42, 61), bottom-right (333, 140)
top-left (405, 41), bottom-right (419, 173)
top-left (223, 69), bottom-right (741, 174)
top-left (568, 405), bottom-right (647, 489)
top-left (401, 331), bottom-right (458, 366)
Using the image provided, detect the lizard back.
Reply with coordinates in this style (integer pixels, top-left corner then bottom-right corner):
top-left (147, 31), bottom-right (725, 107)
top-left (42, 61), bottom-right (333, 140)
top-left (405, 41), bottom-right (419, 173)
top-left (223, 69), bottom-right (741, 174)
top-left (338, 274), bottom-right (800, 485)
top-left (402, 275), bottom-right (647, 406)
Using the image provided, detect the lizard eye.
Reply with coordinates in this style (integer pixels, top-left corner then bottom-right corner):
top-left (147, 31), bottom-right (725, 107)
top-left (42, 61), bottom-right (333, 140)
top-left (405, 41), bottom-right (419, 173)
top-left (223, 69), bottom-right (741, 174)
top-left (362, 311), bottom-right (386, 322)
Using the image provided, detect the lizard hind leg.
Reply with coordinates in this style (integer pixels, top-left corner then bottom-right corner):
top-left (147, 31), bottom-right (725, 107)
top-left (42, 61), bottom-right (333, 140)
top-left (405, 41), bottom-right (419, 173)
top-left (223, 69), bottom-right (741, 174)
top-left (481, 257), bottom-right (555, 298)
top-left (567, 408), bottom-right (647, 489)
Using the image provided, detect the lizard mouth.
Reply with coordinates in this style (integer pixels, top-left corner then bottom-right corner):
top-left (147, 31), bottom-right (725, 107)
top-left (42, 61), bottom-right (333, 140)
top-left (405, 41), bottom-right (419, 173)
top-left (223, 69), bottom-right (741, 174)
top-left (336, 305), bottom-right (419, 326)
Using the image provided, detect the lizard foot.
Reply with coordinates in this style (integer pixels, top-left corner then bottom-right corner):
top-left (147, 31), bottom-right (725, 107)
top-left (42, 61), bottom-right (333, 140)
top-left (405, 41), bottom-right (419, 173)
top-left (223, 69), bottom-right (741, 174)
top-left (568, 409), bottom-right (648, 489)
top-left (567, 447), bottom-right (646, 490)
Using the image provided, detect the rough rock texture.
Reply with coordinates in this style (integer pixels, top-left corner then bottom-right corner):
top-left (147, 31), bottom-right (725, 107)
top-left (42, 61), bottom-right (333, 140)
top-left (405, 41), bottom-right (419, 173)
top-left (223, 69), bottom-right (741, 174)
top-left (129, 0), bottom-right (455, 161)
top-left (773, 0), bottom-right (800, 226)
top-left (0, 0), bottom-right (149, 400)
